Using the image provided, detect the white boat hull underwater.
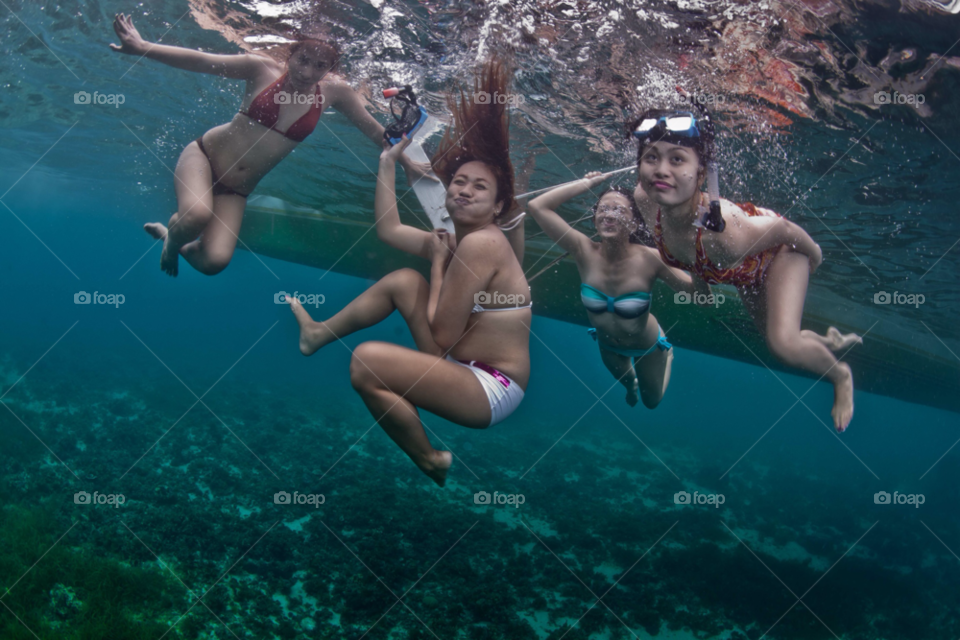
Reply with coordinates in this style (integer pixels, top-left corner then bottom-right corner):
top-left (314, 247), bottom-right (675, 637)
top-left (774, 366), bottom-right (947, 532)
top-left (238, 118), bottom-right (960, 415)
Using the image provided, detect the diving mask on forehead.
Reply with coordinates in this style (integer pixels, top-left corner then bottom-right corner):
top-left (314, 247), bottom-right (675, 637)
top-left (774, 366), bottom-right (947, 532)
top-left (632, 112), bottom-right (701, 143)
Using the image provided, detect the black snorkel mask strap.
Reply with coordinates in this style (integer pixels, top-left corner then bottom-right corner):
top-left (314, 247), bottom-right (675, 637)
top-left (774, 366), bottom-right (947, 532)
top-left (676, 86), bottom-right (725, 233)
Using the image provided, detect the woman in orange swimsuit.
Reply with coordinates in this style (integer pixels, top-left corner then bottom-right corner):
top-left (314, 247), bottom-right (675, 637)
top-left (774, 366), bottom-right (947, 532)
top-left (110, 13), bottom-right (433, 277)
top-left (631, 109), bottom-right (861, 432)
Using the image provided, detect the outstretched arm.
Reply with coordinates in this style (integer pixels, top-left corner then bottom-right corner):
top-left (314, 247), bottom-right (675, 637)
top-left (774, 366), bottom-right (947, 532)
top-left (375, 135), bottom-right (435, 258)
top-left (527, 171), bottom-right (609, 258)
top-left (110, 13), bottom-right (264, 80)
top-left (724, 207), bottom-right (822, 272)
top-left (655, 257), bottom-right (695, 293)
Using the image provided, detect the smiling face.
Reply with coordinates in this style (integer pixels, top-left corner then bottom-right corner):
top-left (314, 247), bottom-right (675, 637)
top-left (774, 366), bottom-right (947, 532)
top-left (636, 140), bottom-right (704, 208)
top-left (593, 191), bottom-right (637, 242)
top-left (445, 160), bottom-right (503, 225)
top-left (286, 42), bottom-right (336, 88)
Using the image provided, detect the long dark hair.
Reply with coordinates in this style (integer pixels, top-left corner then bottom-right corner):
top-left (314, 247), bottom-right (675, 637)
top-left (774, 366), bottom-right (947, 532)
top-left (590, 185), bottom-right (653, 246)
top-left (431, 60), bottom-right (515, 222)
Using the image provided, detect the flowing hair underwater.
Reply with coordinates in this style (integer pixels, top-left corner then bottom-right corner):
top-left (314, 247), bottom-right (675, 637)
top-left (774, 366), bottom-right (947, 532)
top-left (431, 59), bottom-right (516, 223)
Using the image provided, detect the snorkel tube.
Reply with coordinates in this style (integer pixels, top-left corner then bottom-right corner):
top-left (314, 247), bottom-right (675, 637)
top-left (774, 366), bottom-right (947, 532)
top-left (383, 85), bottom-right (430, 145)
top-left (676, 86), bottom-right (725, 233)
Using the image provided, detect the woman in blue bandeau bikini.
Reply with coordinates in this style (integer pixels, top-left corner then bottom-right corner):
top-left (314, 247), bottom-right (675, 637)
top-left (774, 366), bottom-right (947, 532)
top-left (528, 172), bottom-right (705, 408)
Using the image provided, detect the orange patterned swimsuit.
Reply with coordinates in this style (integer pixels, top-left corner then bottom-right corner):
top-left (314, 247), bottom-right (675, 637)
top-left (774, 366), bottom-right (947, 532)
top-left (654, 203), bottom-right (782, 287)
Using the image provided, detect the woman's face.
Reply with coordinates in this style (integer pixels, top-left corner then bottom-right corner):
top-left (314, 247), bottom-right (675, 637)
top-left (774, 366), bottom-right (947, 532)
top-left (636, 141), bottom-right (702, 208)
top-left (446, 161), bottom-right (502, 225)
top-left (286, 44), bottom-right (334, 87)
top-left (593, 192), bottom-right (637, 242)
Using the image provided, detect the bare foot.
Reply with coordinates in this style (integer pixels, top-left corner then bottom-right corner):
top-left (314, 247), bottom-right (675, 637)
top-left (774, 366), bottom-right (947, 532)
top-left (159, 235), bottom-right (179, 276)
top-left (831, 362), bottom-right (855, 433)
top-left (286, 295), bottom-right (336, 356)
top-left (826, 327), bottom-right (862, 352)
top-left (804, 327), bottom-right (862, 352)
top-left (625, 377), bottom-right (640, 407)
top-left (420, 450), bottom-right (453, 487)
top-left (144, 222), bottom-right (167, 240)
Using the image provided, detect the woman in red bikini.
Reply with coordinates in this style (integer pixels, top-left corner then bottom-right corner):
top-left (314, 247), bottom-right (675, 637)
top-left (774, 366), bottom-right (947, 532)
top-left (286, 61), bottom-right (530, 486)
top-left (109, 13), bottom-right (432, 277)
top-left (631, 109), bottom-right (861, 432)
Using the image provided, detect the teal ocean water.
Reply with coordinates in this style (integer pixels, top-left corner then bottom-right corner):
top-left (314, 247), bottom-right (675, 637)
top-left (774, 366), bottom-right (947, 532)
top-left (2, 1), bottom-right (960, 638)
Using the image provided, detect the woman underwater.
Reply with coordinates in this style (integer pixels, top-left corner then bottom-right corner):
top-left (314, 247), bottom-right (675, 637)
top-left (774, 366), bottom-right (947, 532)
top-left (528, 174), bottom-right (703, 408)
top-left (109, 13), bottom-right (433, 277)
top-left (631, 108), bottom-right (861, 431)
top-left (286, 61), bottom-right (530, 486)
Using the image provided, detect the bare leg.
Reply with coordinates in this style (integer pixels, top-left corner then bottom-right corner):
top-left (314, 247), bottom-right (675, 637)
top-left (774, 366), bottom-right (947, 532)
top-left (756, 249), bottom-right (855, 432)
top-left (177, 193), bottom-right (246, 275)
top-left (634, 345), bottom-right (673, 410)
top-left (598, 347), bottom-right (640, 406)
top-left (287, 268), bottom-right (441, 357)
top-left (350, 341), bottom-right (495, 486)
top-left (144, 141), bottom-right (214, 277)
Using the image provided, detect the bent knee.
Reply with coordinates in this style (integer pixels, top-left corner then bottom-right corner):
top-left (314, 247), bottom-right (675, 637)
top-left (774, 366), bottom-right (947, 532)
top-left (196, 252), bottom-right (231, 276)
top-left (350, 342), bottom-right (384, 390)
top-left (386, 268), bottom-right (427, 289)
top-left (179, 202), bottom-right (215, 224)
top-left (765, 333), bottom-right (803, 364)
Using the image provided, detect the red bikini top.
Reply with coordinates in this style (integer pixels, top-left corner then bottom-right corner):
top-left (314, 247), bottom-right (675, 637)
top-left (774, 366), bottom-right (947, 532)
top-left (239, 73), bottom-right (324, 142)
top-left (653, 203), bottom-right (781, 287)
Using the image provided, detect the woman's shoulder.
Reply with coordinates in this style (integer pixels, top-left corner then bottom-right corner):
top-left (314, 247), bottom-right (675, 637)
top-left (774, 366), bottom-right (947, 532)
top-left (246, 53), bottom-right (284, 76)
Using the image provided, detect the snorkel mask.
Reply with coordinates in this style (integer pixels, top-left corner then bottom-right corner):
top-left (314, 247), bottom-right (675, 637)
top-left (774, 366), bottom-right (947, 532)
top-left (383, 85), bottom-right (429, 145)
top-left (633, 94), bottom-right (725, 232)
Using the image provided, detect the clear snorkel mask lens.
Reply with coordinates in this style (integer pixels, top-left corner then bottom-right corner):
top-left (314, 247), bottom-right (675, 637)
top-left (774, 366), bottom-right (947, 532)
top-left (633, 113), bottom-right (699, 140)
